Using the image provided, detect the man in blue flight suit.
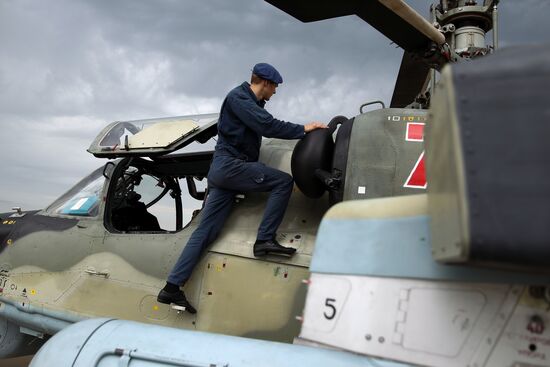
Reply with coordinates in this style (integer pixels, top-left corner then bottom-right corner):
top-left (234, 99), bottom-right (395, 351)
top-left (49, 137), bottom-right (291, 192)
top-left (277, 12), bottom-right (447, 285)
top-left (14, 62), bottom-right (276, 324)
top-left (157, 63), bottom-right (326, 313)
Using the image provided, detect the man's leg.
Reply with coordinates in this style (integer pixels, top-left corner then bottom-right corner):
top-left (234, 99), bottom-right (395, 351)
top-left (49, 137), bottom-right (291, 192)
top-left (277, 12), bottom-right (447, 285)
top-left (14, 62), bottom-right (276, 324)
top-left (209, 159), bottom-right (296, 256)
top-left (254, 167), bottom-right (294, 241)
top-left (219, 162), bottom-right (295, 256)
top-left (252, 166), bottom-right (297, 257)
top-left (158, 188), bottom-right (235, 312)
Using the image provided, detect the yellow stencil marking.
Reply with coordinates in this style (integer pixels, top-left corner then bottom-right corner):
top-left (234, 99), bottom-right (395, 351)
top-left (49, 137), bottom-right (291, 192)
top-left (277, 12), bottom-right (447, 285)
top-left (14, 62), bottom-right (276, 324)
top-left (153, 305), bottom-right (159, 311)
top-left (2, 221), bottom-right (7, 225)
top-left (216, 265), bottom-right (222, 272)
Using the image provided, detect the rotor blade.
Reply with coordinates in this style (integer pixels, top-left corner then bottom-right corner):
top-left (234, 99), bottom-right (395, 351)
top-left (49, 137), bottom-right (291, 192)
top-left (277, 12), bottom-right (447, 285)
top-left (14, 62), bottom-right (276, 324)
top-left (378, 0), bottom-right (445, 46)
top-left (390, 51), bottom-right (431, 108)
top-left (265, 0), bottom-right (444, 52)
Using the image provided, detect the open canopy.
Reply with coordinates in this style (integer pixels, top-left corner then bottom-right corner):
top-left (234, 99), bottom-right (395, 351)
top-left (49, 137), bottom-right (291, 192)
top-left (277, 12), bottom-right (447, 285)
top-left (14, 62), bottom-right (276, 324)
top-left (87, 113), bottom-right (218, 158)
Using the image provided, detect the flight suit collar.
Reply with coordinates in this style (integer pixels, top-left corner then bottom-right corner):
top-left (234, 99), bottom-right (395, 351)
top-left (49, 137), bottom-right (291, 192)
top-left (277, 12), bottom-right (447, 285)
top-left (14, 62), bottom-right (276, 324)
top-left (241, 82), bottom-right (266, 108)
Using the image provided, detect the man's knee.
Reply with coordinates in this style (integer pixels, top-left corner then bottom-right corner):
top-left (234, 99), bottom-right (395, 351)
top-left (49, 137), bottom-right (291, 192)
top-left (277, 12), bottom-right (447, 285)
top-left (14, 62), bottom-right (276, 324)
top-left (285, 172), bottom-right (294, 186)
top-left (278, 171), bottom-right (294, 190)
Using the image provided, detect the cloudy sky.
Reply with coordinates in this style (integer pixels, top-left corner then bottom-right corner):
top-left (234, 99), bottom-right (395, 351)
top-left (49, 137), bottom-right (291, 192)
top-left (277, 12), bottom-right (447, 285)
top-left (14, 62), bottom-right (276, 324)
top-left (0, 0), bottom-right (549, 213)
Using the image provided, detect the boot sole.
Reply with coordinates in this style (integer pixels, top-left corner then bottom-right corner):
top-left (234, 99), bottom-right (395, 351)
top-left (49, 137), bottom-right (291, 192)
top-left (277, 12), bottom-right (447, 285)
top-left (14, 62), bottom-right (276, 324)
top-left (253, 250), bottom-right (296, 257)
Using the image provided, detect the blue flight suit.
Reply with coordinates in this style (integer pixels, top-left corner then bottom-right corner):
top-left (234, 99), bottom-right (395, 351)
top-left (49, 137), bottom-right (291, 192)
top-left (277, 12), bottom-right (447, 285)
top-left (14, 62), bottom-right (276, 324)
top-left (168, 82), bottom-right (305, 285)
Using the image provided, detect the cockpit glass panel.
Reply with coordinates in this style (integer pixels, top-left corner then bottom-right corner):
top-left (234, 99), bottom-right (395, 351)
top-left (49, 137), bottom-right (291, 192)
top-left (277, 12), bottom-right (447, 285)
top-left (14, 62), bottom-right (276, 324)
top-left (45, 167), bottom-right (105, 217)
top-left (88, 113), bottom-right (218, 158)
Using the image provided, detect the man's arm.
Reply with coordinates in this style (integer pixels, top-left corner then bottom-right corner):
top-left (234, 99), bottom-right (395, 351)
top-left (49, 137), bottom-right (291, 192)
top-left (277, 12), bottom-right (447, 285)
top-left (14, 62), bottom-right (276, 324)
top-left (230, 95), bottom-right (321, 139)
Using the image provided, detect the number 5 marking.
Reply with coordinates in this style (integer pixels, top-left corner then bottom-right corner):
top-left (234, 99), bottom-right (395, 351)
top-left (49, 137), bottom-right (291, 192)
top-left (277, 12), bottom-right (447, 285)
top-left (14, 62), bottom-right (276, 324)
top-left (324, 298), bottom-right (337, 320)
top-left (404, 122), bottom-right (427, 189)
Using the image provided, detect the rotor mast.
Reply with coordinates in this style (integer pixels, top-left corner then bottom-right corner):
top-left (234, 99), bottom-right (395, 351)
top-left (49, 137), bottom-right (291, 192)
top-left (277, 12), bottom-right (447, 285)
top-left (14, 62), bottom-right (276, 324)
top-left (408, 0), bottom-right (499, 108)
top-left (434, 0), bottom-right (499, 60)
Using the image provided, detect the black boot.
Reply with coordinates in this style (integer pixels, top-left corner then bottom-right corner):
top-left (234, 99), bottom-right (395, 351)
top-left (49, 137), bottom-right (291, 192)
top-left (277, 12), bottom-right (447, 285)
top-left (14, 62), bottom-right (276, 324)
top-left (157, 289), bottom-right (197, 314)
top-left (253, 239), bottom-right (296, 257)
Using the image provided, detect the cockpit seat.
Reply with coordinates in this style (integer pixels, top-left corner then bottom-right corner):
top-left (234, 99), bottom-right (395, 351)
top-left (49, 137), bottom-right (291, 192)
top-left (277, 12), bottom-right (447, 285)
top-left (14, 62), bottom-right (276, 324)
top-left (112, 193), bottom-right (161, 232)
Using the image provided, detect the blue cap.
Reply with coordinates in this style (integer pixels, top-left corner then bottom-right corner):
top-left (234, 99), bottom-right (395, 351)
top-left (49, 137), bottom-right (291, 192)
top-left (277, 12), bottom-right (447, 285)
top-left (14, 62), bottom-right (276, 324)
top-left (252, 63), bottom-right (283, 84)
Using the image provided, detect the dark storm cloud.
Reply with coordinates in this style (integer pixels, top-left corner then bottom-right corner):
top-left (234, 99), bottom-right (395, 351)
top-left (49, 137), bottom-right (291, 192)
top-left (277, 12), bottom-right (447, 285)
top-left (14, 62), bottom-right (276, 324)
top-left (498, 1), bottom-right (550, 46)
top-left (0, 0), bottom-right (549, 212)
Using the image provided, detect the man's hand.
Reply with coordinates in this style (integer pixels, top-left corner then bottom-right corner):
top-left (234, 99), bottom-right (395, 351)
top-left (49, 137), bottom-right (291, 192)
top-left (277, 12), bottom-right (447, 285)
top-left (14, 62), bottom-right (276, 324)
top-left (304, 122), bottom-right (328, 133)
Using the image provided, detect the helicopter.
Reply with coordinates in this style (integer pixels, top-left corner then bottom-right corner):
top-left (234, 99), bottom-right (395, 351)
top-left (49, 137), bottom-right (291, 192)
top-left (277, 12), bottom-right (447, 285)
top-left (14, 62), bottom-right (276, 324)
top-left (3, 0), bottom-right (550, 366)
top-left (0, 1), bottom-right (432, 359)
top-left (0, 98), bottom-right (427, 359)
top-left (28, 34), bottom-right (550, 367)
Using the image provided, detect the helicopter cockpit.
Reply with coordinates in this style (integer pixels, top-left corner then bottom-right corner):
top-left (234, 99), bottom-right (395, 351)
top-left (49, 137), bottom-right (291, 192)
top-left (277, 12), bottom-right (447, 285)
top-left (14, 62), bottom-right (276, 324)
top-left (84, 113), bottom-right (219, 233)
top-left (104, 153), bottom-right (211, 233)
top-left (109, 164), bottom-right (164, 232)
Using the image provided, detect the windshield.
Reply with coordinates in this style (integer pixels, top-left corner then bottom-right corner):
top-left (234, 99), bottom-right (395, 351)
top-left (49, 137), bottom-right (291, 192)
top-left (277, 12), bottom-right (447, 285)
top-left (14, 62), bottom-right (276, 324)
top-left (45, 166), bottom-right (105, 217)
